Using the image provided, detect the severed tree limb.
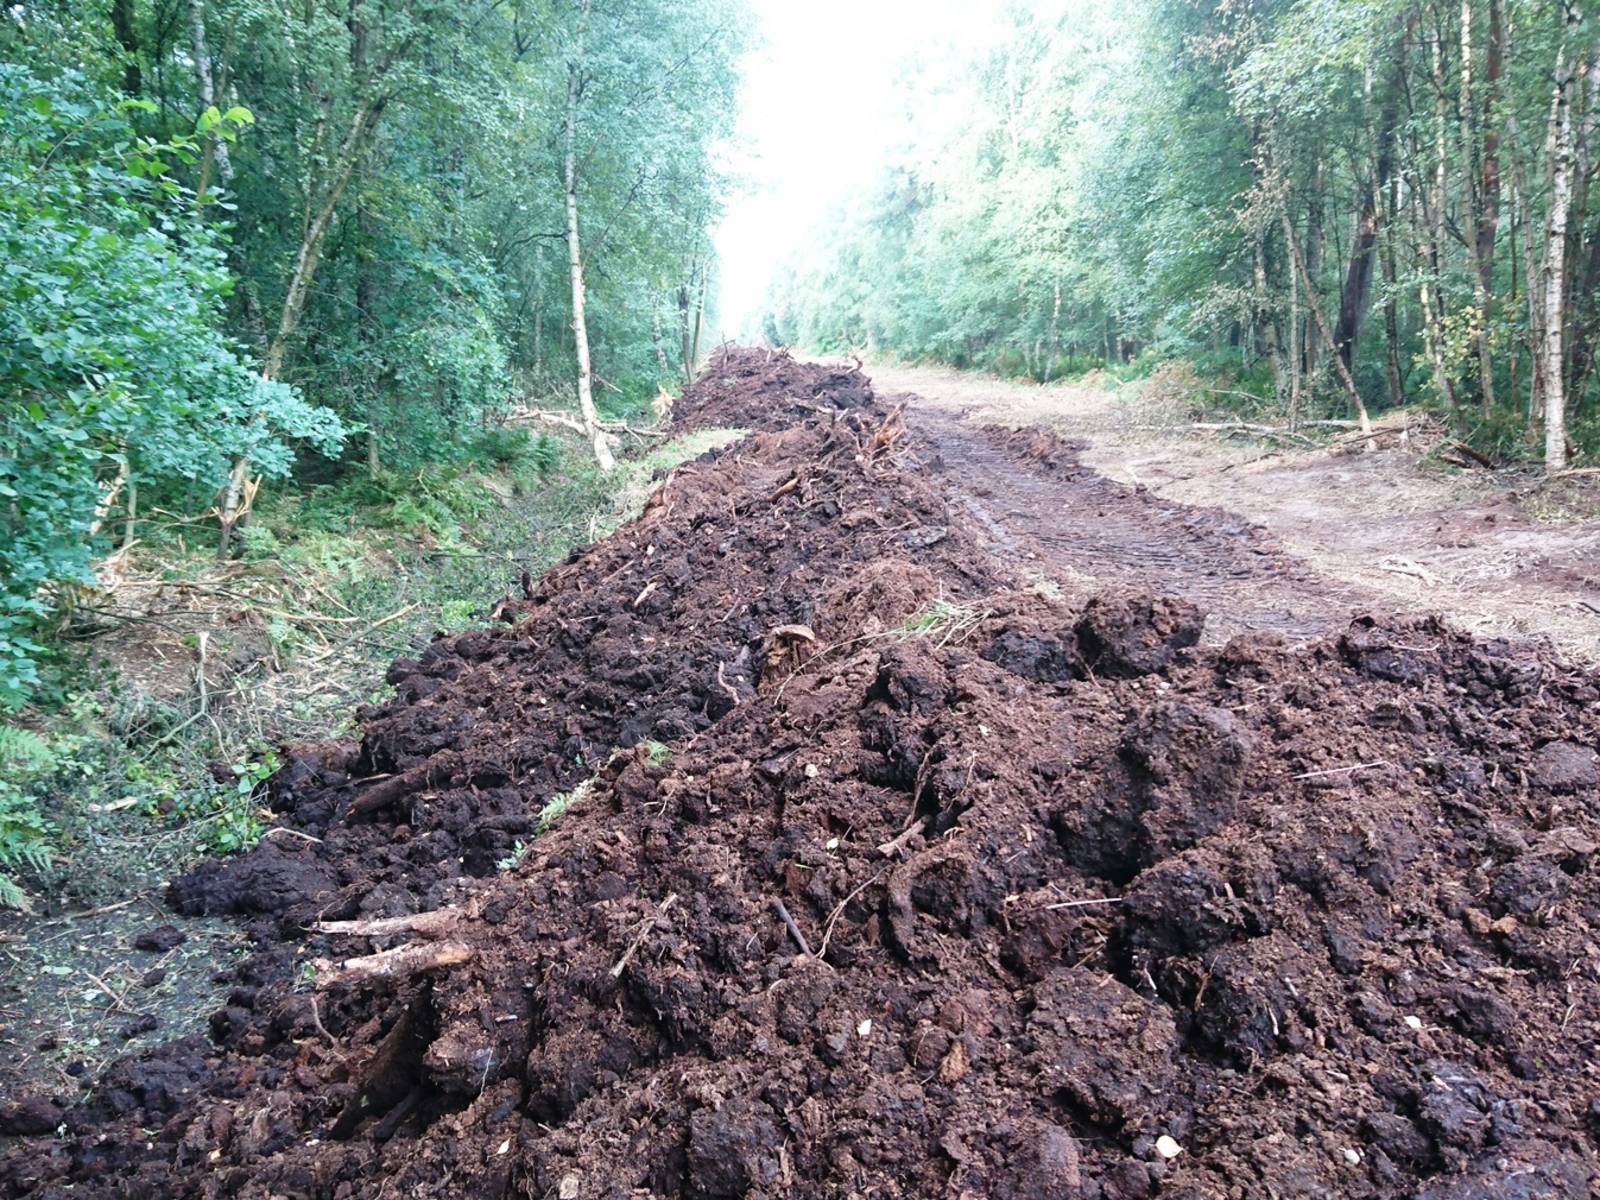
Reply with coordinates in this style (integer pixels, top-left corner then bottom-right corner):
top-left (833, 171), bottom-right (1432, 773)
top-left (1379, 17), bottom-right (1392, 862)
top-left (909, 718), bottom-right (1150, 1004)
top-left (506, 406), bottom-right (668, 440)
top-left (314, 908), bottom-right (464, 939)
top-left (325, 939), bottom-right (473, 984)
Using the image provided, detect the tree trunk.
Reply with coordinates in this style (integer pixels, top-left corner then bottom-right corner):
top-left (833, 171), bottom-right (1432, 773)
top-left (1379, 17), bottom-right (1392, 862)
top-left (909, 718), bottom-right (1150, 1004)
top-left (1283, 210), bottom-right (1372, 437)
top-left (1413, 17), bottom-right (1462, 432)
top-left (122, 474), bottom-right (138, 550)
top-left (111, 0), bottom-right (141, 95)
top-left (1508, 183), bottom-right (1520, 411)
top-left (1045, 278), bottom-right (1062, 383)
top-left (1380, 169), bottom-right (1405, 408)
top-left (652, 297), bottom-right (670, 380)
top-left (1565, 221), bottom-right (1600, 413)
top-left (677, 273), bottom-right (694, 386)
top-left (263, 104), bottom-right (375, 380)
top-left (351, 0), bottom-right (379, 479)
top-left (1509, 128), bottom-right (1545, 424)
top-left (689, 259), bottom-right (707, 377)
top-left (1303, 165), bottom-right (1324, 378)
top-left (563, 0), bottom-right (615, 473)
top-left (1288, 226), bottom-right (1302, 426)
top-left (220, 92), bottom-right (381, 554)
top-left (1254, 231), bottom-right (1288, 406)
top-left (1541, 49), bottom-right (1581, 472)
top-left (1566, 54), bottom-right (1600, 404)
top-left (1457, 0), bottom-right (1498, 413)
top-left (1478, 0), bottom-right (1504, 277)
top-left (1334, 52), bottom-right (1400, 373)
top-left (188, 0), bottom-right (233, 192)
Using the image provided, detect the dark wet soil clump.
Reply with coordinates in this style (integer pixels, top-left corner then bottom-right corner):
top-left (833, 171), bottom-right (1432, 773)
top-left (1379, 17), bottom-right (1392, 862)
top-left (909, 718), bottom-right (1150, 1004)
top-left (4, 350), bottom-right (1598, 1199)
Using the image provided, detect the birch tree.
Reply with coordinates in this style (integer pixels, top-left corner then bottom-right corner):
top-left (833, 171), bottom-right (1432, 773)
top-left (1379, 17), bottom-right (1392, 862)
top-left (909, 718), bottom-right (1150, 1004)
top-left (561, 0), bottom-right (616, 472)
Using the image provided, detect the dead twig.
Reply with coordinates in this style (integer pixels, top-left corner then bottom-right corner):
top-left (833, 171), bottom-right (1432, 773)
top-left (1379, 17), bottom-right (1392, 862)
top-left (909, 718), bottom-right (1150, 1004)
top-left (307, 995), bottom-right (347, 1061)
top-left (816, 871), bottom-right (885, 960)
top-left (772, 897), bottom-right (813, 958)
top-left (60, 897), bottom-right (141, 920)
top-left (82, 969), bottom-right (133, 1014)
top-left (609, 892), bottom-right (678, 978)
top-left (1291, 760), bottom-right (1390, 781)
top-left (715, 661), bottom-right (741, 707)
top-left (1043, 895), bottom-right (1127, 911)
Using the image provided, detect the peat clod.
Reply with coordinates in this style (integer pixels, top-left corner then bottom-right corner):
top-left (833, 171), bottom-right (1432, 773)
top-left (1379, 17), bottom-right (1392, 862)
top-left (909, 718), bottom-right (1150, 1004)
top-left (4, 354), bottom-right (1600, 1198)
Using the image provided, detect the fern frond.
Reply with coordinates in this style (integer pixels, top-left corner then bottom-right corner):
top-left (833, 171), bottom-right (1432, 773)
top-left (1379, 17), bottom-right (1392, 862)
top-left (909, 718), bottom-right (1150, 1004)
top-left (0, 725), bottom-right (52, 769)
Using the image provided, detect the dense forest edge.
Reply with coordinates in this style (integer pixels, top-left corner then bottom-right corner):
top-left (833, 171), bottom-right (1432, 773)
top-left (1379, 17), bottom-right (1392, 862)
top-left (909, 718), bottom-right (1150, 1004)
top-left (1, 0), bottom-right (744, 908)
top-left (760, 0), bottom-right (1600, 471)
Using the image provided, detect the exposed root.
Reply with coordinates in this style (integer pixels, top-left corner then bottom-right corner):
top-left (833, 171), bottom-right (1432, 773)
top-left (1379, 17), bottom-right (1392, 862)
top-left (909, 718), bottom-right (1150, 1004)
top-left (314, 909), bottom-right (464, 939)
top-left (325, 940), bottom-right (474, 983)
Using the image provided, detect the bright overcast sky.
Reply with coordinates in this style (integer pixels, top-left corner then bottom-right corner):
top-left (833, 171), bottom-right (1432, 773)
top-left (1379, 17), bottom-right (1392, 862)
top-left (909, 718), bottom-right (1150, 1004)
top-left (714, 0), bottom-right (1008, 340)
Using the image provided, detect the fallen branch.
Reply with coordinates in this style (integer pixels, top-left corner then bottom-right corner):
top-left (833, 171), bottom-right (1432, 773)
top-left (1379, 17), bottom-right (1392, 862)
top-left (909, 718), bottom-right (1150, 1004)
top-left (61, 897), bottom-right (141, 920)
top-left (1450, 442), bottom-right (1497, 469)
top-left (877, 821), bottom-right (925, 857)
top-left (1183, 421), bottom-right (1315, 445)
top-left (1377, 558), bottom-right (1440, 586)
top-left (507, 406), bottom-right (668, 441)
top-left (260, 827), bottom-right (324, 845)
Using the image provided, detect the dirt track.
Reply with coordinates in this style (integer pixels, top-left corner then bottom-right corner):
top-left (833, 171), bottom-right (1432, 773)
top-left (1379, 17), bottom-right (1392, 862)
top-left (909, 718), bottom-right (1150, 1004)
top-left (3, 350), bottom-right (1599, 1199)
top-left (871, 360), bottom-right (1600, 662)
top-left (913, 408), bottom-right (1368, 643)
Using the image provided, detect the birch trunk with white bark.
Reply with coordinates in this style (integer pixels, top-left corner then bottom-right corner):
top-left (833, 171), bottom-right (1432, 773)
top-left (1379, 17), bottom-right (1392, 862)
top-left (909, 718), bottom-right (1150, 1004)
top-left (563, 0), bottom-right (615, 473)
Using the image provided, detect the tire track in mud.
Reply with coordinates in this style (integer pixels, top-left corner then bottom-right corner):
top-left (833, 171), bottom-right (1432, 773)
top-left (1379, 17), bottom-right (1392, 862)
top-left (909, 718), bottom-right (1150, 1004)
top-left (908, 403), bottom-right (1376, 641)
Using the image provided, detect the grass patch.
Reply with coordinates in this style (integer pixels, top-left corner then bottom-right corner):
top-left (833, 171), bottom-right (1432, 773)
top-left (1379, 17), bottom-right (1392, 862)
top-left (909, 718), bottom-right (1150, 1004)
top-left (893, 599), bottom-right (990, 647)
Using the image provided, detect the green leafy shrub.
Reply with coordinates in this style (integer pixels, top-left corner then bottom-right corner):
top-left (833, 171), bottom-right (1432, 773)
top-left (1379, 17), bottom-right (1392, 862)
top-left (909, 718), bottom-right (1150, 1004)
top-left (162, 753), bottom-right (276, 856)
top-left (0, 67), bottom-right (344, 707)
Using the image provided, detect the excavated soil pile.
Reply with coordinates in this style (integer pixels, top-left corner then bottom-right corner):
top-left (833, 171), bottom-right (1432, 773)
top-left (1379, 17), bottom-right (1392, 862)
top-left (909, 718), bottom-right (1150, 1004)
top-left (670, 346), bottom-right (875, 432)
top-left (5, 355), bottom-right (1600, 1200)
top-left (164, 350), bottom-right (959, 938)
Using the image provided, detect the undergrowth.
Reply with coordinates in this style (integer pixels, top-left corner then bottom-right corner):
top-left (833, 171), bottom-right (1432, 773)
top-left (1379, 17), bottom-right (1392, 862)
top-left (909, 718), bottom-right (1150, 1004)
top-left (1, 424), bottom-right (739, 911)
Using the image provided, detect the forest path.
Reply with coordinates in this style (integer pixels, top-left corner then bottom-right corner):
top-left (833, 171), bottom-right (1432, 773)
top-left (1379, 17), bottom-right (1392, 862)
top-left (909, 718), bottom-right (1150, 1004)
top-left (866, 361), bottom-right (1600, 660)
top-left (906, 402), bottom-right (1373, 646)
